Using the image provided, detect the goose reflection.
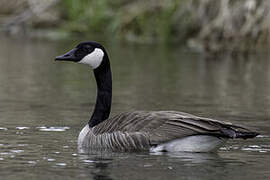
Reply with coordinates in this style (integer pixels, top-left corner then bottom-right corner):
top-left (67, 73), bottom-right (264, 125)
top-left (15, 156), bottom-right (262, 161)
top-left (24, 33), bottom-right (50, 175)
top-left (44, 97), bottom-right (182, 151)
top-left (79, 154), bottom-right (114, 180)
top-left (151, 151), bottom-right (221, 165)
top-left (92, 161), bottom-right (114, 180)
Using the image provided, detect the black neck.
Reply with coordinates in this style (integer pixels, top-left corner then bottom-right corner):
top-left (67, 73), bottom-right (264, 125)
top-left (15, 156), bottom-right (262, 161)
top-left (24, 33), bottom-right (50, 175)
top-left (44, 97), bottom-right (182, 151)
top-left (88, 54), bottom-right (112, 127)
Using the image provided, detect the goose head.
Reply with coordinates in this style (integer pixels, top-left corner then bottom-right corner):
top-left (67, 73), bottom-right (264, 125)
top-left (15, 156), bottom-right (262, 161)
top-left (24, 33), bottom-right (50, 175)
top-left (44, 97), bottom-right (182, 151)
top-left (55, 41), bottom-right (107, 69)
top-left (55, 41), bottom-right (112, 128)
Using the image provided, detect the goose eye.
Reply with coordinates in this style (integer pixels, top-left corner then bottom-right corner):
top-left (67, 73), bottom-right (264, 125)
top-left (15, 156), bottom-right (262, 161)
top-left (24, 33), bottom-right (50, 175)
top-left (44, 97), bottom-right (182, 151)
top-left (84, 45), bottom-right (94, 52)
top-left (75, 47), bottom-right (85, 57)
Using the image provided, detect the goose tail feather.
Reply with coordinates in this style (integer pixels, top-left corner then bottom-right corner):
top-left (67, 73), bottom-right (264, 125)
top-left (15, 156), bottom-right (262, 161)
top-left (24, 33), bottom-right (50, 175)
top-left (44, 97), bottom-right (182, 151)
top-left (221, 128), bottom-right (259, 139)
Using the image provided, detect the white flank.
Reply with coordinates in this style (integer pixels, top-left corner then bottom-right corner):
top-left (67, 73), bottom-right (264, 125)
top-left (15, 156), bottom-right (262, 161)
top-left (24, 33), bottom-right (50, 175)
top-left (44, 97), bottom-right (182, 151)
top-left (150, 135), bottom-right (227, 152)
top-left (79, 48), bottom-right (104, 69)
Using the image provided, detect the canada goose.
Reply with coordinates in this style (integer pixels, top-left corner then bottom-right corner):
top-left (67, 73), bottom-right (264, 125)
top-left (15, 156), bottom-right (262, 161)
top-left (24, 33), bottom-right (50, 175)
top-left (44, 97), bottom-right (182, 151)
top-left (55, 41), bottom-right (259, 152)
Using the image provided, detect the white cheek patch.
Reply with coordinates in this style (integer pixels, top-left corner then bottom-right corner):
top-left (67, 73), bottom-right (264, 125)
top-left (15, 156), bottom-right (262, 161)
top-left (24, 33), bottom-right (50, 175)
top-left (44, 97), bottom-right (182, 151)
top-left (79, 48), bottom-right (104, 69)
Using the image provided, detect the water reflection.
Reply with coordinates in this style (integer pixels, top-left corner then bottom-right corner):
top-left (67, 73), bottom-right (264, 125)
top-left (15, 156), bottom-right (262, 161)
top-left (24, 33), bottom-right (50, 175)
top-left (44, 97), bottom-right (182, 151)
top-left (76, 150), bottom-right (255, 180)
top-left (91, 161), bottom-right (113, 180)
top-left (152, 152), bottom-right (221, 165)
top-left (79, 154), bottom-right (114, 180)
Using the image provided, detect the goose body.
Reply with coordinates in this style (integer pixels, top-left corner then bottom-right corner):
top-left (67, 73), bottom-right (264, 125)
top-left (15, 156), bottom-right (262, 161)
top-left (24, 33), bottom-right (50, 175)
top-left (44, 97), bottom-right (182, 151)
top-left (55, 42), bottom-right (259, 152)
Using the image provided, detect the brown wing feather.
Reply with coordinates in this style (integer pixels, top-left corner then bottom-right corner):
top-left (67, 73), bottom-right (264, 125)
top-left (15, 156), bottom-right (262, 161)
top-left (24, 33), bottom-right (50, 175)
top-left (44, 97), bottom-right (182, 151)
top-left (93, 111), bottom-right (258, 145)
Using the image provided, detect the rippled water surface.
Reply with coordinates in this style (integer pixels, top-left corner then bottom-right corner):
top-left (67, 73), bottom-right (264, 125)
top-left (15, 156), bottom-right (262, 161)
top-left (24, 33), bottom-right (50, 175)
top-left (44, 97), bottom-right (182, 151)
top-left (0, 35), bottom-right (269, 179)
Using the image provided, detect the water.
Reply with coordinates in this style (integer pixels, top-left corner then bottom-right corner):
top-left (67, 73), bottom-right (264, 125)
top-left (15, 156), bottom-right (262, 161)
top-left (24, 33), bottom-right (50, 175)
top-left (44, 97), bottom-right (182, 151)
top-left (0, 35), bottom-right (269, 179)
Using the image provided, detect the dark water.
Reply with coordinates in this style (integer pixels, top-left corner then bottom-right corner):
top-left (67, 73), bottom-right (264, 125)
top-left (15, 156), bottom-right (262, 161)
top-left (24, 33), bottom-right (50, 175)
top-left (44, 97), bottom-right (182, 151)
top-left (0, 35), bottom-right (269, 179)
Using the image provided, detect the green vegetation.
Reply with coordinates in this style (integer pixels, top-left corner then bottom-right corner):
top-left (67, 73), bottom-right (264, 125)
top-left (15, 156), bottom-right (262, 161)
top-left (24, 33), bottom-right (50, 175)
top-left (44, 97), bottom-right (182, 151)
top-left (59, 0), bottom-right (270, 52)
top-left (60, 0), bottom-right (195, 43)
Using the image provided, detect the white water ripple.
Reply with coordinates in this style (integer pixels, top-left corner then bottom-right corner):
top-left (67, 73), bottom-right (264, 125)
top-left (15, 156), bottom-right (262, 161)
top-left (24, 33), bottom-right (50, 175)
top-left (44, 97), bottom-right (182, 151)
top-left (37, 126), bottom-right (70, 132)
top-left (241, 144), bottom-right (270, 152)
top-left (16, 127), bottom-right (30, 130)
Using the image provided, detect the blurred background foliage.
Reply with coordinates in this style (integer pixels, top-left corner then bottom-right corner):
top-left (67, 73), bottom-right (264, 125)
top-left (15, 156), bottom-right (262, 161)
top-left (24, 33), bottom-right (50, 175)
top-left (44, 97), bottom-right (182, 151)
top-left (60, 0), bottom-right (191, 44)
top-left (0, 0), bottom-right (270, 52)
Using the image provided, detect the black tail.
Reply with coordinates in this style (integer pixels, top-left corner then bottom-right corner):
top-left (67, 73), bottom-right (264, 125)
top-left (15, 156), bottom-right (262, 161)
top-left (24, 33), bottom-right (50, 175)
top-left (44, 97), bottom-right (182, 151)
top-left (234, 131), bottom-right (260, 139)
top-left (221, 128), bottom-right (259, 139)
